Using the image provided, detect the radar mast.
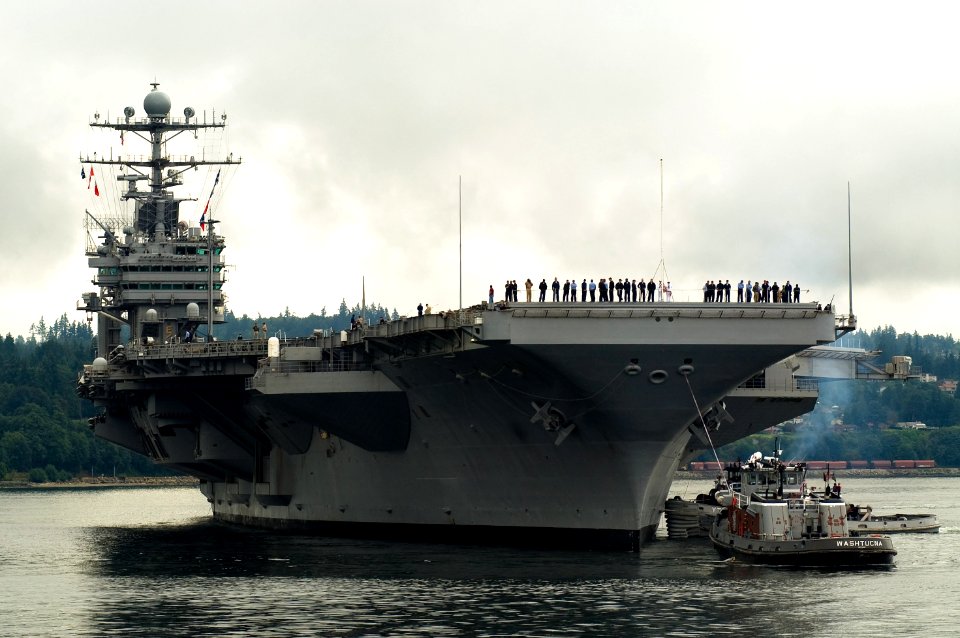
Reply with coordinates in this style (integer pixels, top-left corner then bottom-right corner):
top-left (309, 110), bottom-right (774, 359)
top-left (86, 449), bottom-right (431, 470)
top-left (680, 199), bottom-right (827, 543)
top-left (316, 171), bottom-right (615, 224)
top-left (80, 83), bottom-right (241, 356)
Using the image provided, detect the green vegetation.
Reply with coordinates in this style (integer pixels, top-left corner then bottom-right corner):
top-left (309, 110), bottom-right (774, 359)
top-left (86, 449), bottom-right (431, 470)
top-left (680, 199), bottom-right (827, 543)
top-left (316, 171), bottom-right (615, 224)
top-left (1, 312), bottom-right (958, 480)
top-left (0, 315), bottom-right (161, 482)
top-left (0, 300), bottom-right (395, 482)
top-left (711, 325), bottom-right (960, 465)
top-left (211, 300), bottom-right (399, 342)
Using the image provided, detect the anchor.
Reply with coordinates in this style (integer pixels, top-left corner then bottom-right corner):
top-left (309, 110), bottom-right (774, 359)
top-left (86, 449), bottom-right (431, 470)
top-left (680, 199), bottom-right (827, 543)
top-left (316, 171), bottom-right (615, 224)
top-left (530, 401), bottom-right (577, 446)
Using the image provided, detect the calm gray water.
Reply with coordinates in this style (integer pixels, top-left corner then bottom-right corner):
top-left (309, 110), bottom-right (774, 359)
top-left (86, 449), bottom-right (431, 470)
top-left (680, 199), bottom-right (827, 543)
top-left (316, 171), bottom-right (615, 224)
top-left (0, 477), bottom-right (957, 637)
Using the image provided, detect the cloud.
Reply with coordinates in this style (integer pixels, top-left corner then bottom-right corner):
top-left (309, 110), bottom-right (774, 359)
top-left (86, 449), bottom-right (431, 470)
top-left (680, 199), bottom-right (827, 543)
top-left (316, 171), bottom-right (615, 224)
top-left (1, 1), bottom-right (957, 337)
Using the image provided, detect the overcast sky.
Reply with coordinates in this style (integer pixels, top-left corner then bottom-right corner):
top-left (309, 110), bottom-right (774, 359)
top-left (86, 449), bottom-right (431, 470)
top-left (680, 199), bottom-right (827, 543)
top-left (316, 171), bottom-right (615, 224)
top-left (1, 2), bottom-right (957, 341)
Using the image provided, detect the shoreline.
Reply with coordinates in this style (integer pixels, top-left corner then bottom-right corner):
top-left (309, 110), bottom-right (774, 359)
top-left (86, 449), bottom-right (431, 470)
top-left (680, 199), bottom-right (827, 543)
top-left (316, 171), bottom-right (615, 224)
top-left (0, 476), bottom-right (200, 489)
top-left (677, 467), bottom-right (960, 480)
top-left (4, 468), bottom-right (956, 490)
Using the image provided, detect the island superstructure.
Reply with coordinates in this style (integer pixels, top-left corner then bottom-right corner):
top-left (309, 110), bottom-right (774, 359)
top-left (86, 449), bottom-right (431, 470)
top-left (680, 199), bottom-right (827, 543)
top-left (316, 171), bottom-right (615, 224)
top-left (77, 84), bottom-right (848, 549)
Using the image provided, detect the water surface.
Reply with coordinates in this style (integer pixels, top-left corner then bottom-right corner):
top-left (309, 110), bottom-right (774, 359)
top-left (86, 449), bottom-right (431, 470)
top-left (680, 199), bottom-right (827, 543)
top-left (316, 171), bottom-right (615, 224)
top-left (1, 479), bottom-right (957, 637)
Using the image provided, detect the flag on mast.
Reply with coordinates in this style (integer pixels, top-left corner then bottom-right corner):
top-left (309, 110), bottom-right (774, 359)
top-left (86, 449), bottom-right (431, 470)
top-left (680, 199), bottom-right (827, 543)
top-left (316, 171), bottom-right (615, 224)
top-left (80, 167), bottom-right (85, 180)
top-left (87, 166), bottom-right (95, 189)
top-left (199, 169), bottom-right (221, 231)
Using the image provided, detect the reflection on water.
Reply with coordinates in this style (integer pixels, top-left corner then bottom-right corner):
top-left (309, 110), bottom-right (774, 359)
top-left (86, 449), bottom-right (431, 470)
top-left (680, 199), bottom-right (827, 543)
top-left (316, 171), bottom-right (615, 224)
top-left (86, 521), bottom-right (706, 580)
top-left (2, 480), bottom-right (959, 637)
top-left (81, 522), bottom-right (824, 637)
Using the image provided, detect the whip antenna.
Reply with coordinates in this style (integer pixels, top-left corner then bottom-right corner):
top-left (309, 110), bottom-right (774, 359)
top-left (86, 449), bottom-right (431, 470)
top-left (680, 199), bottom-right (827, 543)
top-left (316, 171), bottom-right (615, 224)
top-left (847, 181), bottom-right (853, 319)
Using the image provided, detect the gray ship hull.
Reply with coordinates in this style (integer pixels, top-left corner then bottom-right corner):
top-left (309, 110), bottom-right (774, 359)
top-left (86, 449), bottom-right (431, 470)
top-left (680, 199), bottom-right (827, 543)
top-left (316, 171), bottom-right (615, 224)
top-left (83, 304), bottom-right (840, 550)
top-left (194, 305), bottom-right (837, 549)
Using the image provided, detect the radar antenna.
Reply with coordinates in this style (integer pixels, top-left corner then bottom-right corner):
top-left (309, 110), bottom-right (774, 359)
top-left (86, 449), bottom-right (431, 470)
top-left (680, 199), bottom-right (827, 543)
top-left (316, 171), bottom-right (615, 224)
top-left (847, 181), bottom-right (854, 320)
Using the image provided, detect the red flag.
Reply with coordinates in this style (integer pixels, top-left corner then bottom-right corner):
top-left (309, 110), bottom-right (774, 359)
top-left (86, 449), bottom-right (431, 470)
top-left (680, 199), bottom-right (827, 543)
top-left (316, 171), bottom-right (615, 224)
top-left (199, 169), bottom-right (220, 231)
top-left (94, 182), bottom-right (100, 197)
top-left (87, 166), bottom-right (95, 189)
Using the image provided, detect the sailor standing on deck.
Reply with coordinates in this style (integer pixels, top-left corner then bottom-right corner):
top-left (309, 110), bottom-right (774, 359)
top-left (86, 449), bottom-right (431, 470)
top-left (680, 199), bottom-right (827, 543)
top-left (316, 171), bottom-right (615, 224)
top-left (253, 322), bottom-right (259, 340)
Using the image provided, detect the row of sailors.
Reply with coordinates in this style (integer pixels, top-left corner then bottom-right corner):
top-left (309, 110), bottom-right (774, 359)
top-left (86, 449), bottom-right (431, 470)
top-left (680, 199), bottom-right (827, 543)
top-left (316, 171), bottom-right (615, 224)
top-left (496, 279), bottom-right (673, 303)
top-left (707, 280), bottom-right (802, 303)
top-left (492, 278), bottom-right (803, 303)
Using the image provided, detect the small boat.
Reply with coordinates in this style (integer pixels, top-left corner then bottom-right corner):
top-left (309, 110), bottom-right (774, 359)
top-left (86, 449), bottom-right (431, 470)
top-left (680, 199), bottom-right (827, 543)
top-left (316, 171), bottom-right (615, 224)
top-left (707, 451), bottom-right (897, 567)
top-left (846, 504), bottom-right (940, 535)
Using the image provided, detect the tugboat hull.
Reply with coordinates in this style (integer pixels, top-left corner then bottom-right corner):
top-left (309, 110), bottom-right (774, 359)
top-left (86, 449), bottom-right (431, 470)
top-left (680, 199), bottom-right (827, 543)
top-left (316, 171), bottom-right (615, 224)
top-left (711, 529), bottom-right (897, 567)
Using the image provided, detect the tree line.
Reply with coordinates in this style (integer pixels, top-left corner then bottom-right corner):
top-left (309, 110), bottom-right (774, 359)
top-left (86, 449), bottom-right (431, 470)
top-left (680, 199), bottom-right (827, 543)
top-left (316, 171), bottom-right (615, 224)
top-left (0, 300), bottom-right (398, 482)
top-left (709, 326), bottom-right (960, 465)
top-left (0, 314), bottom-right (161, 482)
top-left (215, 299), bottom-right (399, 341)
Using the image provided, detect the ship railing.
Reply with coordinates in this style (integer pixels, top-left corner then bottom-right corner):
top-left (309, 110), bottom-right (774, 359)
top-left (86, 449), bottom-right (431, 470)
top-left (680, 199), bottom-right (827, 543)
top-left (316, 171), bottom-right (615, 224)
top-left (245, 359), bottom-right (372, 389)
top-left (834, 313), bottom-right (856, 336)
top-left (343, 309), bottom-right (485, 344)
top-left (128, 339), bottom-right (269, 360)
top-left (499, 303), bottom-right (837, 325)
top-left (82, 364), bottom-right (111, 379)
top-left (263, 360), bottom-right (371, 374)
top-left (735, 377), bottom-right (819, 392)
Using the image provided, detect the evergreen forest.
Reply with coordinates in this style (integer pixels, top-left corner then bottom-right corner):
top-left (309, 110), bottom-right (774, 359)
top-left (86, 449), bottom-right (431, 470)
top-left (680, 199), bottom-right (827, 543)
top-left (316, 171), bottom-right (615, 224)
top-left (1, 309), bottom-right (958, 482)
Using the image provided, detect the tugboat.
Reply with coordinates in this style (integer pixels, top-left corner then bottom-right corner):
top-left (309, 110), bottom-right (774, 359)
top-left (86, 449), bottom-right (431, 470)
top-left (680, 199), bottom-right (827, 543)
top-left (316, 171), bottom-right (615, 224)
top-left (707, 451), bottom-right (897, 567)
top-left (667, 459), bottom-right (939, 539)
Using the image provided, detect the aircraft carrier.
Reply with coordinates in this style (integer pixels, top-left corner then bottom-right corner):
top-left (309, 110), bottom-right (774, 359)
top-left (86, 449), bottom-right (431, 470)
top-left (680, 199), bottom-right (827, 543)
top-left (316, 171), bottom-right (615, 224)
top-left (77, 85), bottom-right (847, 549)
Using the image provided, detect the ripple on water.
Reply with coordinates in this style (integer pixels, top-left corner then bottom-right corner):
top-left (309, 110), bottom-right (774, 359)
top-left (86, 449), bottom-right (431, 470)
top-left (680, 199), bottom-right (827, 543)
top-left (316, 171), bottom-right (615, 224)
top-left (2, 479), bottom-right (960, 636)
